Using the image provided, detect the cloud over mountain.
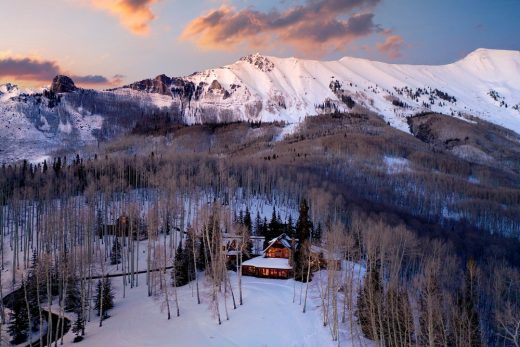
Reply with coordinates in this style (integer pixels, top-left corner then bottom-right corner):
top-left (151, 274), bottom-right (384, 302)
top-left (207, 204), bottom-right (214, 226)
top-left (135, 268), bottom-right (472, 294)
top-left (0, 57), bottom-right (60, 82)
top-left (0, 56), bottom-right (120, 87)
top-left (90, 0), bottom-right (158, 35)
top-left (181, 0), bottom-right (398, 57)
top-left (377, 35), bottom-right (405, 58)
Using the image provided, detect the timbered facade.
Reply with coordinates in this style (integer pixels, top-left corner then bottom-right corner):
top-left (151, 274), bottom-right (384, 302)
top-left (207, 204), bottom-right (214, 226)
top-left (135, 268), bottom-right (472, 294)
top-left (241, 234), bottom-right (295, 279)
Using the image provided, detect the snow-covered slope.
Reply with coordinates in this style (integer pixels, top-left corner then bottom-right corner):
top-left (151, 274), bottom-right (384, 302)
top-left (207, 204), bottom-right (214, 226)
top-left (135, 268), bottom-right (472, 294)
top-left (174, 48), bottom-right (520, 132)
top-left (58, 272), bottom-right (365, 347)
top-left (1, 48), bottom-right (519, 163)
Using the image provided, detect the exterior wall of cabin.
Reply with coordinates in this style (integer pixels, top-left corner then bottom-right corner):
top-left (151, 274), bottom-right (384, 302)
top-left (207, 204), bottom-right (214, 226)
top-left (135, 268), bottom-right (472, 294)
top-left (241, 265), bottom-right (291, 279)
top-left (265, 245), bottom-right (291, 259)
top-left (256, 268), bottom-right (291, 279)
top-left (242, 265), bottom-right (257, 277)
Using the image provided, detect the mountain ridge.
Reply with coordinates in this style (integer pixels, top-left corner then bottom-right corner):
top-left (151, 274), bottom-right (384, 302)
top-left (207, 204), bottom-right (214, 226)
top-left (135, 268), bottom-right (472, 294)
top-left (118, 48), bottom-right (520, 129)
top-left (1, 48), bottom-right (519, 163)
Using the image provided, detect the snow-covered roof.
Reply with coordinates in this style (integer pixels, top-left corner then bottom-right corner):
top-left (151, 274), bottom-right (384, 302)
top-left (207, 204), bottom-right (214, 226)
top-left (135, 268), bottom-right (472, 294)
top-left (242, 256), bottom-right (292, 270)
top-left (263, 233), bottom-right (296, 253)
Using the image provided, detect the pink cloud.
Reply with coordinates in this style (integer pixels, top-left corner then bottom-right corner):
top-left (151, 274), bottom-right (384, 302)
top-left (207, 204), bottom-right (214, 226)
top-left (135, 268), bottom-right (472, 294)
top-left (181, 0), bottom-right (388, 57)
top-left (0, 56), bottom-right (122, 87)
top-left (377, 35), bottom-right (405, 59)
top-left (90, 0), bottom-right (158, 35)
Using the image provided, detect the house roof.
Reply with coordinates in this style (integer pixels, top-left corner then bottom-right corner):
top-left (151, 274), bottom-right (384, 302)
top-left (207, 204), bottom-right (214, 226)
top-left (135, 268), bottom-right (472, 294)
top-left (242, 256), bottom-right (292, 270)
top-left (310, 245), bottom-right (343, 260)
top-left (263, 233), bottom-right (297, 253)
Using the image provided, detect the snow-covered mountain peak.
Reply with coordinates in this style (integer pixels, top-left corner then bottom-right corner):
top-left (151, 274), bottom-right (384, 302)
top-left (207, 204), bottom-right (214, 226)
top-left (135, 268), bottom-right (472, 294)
top-left (239, 53), bottom-right (275, 72)
top-left (126, 48), bottom-right (520, 131)
top-left (462, 48), bottom-right (520, 61)
top-left (0, 83), bottom-right (19, 94)
top-left (455, 48), bottom-right (520, 80)
top-left (0, 83), bottom-right (23, 102)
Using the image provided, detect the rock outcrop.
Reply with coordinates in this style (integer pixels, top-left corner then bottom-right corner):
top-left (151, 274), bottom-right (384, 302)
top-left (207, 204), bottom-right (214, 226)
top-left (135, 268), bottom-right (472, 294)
top-left (50, 75), bottom-right (77, 93)
top-left (126, 74), bottom-right (173, 95)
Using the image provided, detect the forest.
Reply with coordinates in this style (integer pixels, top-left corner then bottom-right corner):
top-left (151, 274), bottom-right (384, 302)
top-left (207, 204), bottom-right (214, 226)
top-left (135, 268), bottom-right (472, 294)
top-left (1, 111), bottom-right (519, 347)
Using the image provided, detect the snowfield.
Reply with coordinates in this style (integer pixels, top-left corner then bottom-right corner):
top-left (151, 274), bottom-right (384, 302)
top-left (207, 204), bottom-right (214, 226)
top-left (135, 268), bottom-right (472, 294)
top-left (59, 272), bottom-right (366, 347)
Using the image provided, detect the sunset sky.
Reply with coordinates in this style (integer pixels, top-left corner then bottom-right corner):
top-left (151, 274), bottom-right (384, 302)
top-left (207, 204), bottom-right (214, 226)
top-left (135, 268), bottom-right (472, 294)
top-left (1, 0), bottom-right (519, 88)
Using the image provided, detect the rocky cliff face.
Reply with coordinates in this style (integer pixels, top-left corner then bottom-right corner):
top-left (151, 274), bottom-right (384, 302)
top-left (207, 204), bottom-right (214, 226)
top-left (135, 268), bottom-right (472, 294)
top-left (50, 75), bottom-right (77, 93)
top-left (125, 74), bottom-right (173, 96)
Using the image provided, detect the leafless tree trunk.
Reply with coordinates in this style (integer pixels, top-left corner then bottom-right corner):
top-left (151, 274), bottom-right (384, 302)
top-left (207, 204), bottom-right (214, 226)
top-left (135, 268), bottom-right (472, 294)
top-left (23, 277), bottom-right (32, 347)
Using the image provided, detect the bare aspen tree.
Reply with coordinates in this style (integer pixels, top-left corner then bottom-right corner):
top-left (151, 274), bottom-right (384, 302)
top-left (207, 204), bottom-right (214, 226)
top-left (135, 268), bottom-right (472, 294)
top-left (236, 223), bottom-right (250, 306)
top-left (415, 241), bottom-right (451, 347)
top-left (492, 264), bottom-right (520, 347)
top-left (22, 276), bottom-right (32, 347)
top-left (342, 230), bottom-right (358, 347)
top-left (302, 242), bottom-right (314, 314)
top-left (156, 245), bottom-right (172, 320)
top-left (98, 252), bottom-right (107, 327)
top-left (147, 203), bottom-right (159, 297)
top-left (170, 204), bottom-right (181, 318)
top-left (201, 204), bottom-right (224, 325)
top-left (325, 221), bottom-right (344, 342)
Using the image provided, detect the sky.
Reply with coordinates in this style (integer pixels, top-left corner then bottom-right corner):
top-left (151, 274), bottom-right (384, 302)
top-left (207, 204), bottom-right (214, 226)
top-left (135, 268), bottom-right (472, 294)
top-left (0, 0), bottom-right (519, 89)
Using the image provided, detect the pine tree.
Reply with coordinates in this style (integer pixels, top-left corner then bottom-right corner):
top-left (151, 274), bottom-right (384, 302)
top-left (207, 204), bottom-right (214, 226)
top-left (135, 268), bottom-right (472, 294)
top-left (65, 276), bottom-right (81, 313)
top-left (70, 276), bottom-right (86, 341)
top-left (184, 230), bottom-right (196, 281)
top-left (8, 286), bottom-right (29, 344)
top-left (173, 241), bottom-right (189, 287)
top-left (312, 222), bottom-right (322, 241)
top-left (196, 236), bottom-right (206, 271)
top-left (94, 280), bottom-right (103, 316)
top-left (293, 199), bottom-right (313, 281)
top-left (243, 207), bottom-right (252, 234)
top-left (295, 199), bottom-right (312, 243)
top-left (94, 278), bottom-right (114, 319)
top-left (103, 279), bottom-right (114, 312)
top-left (26, 251), bottom-right (42, 329)
top-left (268, 206), bottom-right (280, 239)
top-left (71, 313), bottom-right (85, 342)
top-left (110, 237), bottom-right (122, 265)
top-left (96, 209), bottom-right (104, 238)
top-left (238, 209), bottom-right (244, 225)
top-left (254, 211), bottom-right (262, 236)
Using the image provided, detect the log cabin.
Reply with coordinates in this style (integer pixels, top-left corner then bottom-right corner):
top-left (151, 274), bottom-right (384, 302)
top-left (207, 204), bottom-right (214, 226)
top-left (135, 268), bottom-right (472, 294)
top-left (241, 233), bottom-right (296, 279)
top-left (241, 234), bottom-right (342, 279)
